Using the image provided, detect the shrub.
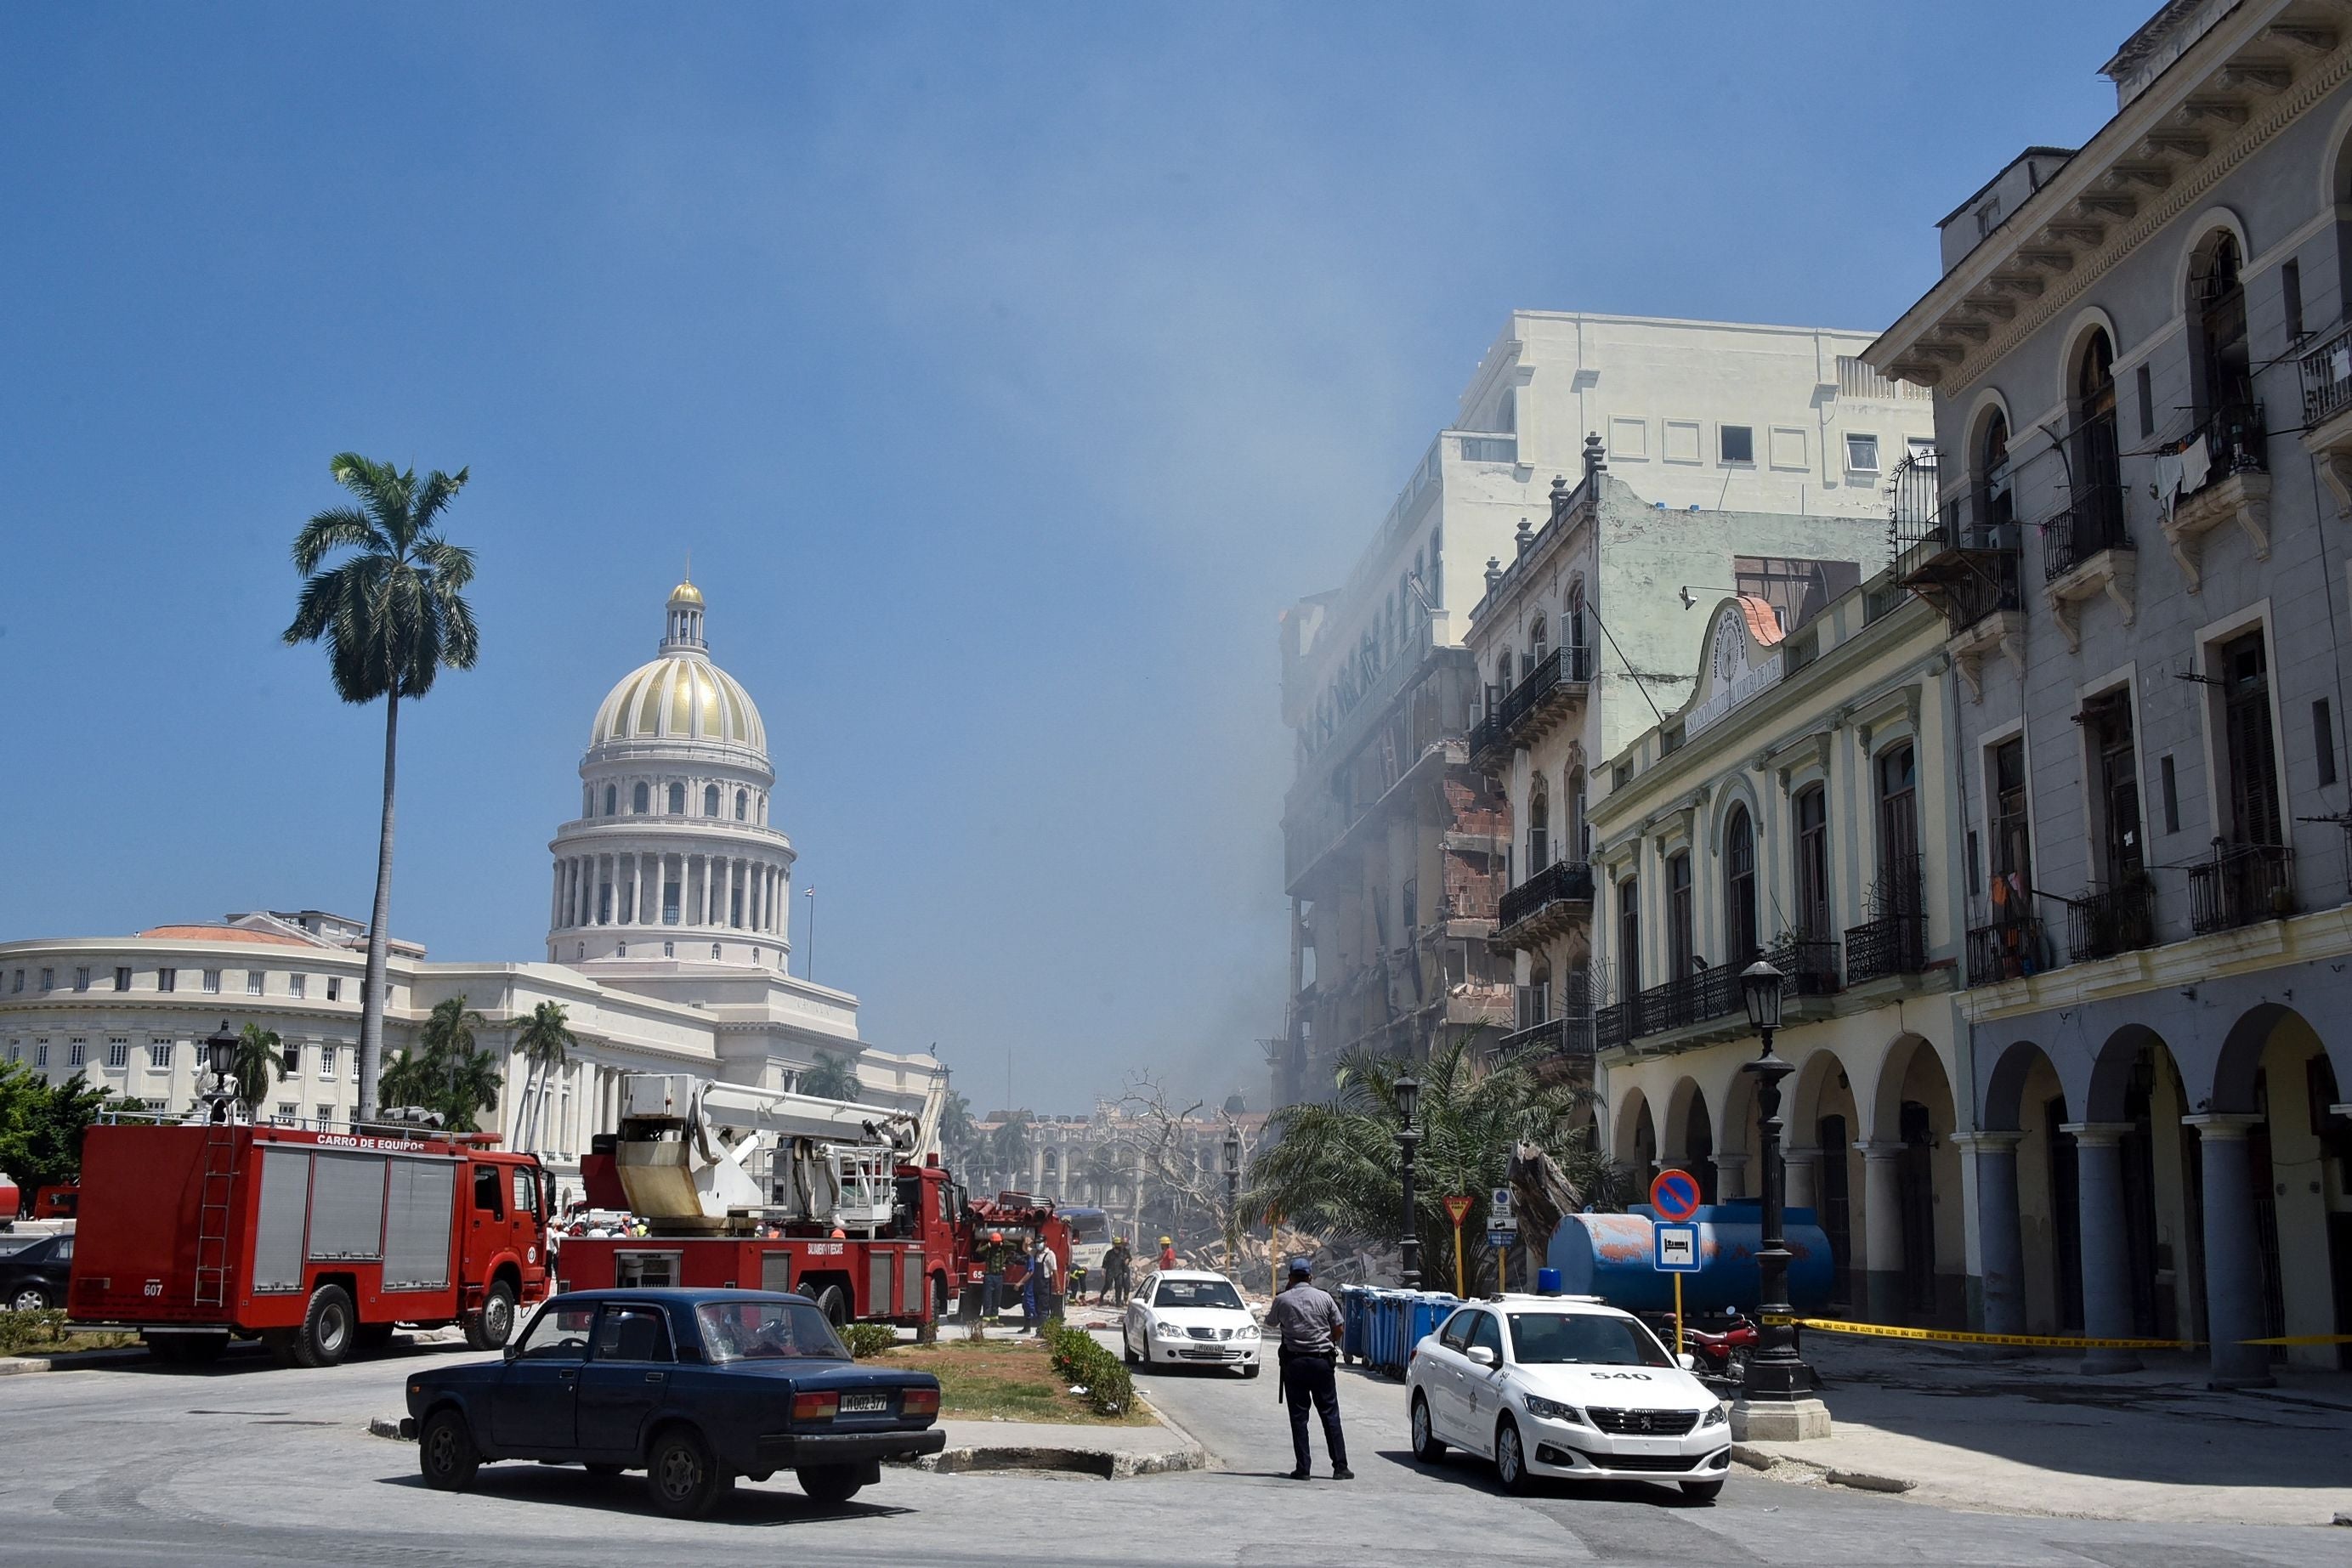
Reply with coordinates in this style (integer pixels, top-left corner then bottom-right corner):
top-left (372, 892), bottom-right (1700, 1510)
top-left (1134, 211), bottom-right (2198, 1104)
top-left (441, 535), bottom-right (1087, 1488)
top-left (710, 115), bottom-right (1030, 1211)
top-left (839, 1322), bottom-right (900, 1359)
top-left (1043, 1320), bottom-right (1132, 1417)
top-left (0, 1309), bottom-right (70, 1355)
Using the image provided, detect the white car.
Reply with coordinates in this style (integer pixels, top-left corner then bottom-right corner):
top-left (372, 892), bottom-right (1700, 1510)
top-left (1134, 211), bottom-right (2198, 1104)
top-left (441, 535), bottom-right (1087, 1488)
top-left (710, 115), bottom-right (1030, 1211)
top-left (1406, 1294), bottom-right (1731, 1500)
top-left (1121, 1270), bottom-right (1262, 1377)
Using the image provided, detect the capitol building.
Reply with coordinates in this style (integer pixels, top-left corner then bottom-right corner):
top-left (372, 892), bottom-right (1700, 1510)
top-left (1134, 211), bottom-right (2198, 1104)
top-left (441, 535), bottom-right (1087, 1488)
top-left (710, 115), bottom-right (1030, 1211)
top-left (0, 579), bottom-right (939, 1202)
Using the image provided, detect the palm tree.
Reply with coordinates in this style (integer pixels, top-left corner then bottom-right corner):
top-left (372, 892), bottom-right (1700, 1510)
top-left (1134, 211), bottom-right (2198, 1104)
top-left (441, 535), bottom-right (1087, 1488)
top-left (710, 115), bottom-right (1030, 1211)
top-left (284, 454), bottom-right (479, 1123)
top-left (987, 1112), bottom-right (1034, 1194)
top-left (377, 996), bottom-right (501, 1130)
top-left (797, 1051), bottom-right (864, 1101)
top-left (1249, 1033), bottom-right (1607, 1288)
top-left (936, 1088), bottom-right (978, 1180)
top-left (438, 1044), bottom-right (505, 1134)
top-left (229, 1022), bottom-right (283, 1113)
top-left (511, 1000), bottom-right (577, 1153)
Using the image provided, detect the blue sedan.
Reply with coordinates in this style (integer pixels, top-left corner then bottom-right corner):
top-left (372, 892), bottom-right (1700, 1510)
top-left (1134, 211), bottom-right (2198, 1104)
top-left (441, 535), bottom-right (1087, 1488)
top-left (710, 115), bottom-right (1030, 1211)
top-left (403, 1288), bottom-right (946, 1516)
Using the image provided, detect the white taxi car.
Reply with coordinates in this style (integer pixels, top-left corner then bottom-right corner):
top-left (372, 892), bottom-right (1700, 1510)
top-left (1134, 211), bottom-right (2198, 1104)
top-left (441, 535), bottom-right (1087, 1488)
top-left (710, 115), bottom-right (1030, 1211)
top-left (1406, 1293), bottom-right (1731, 1499)
top-left (1121, 1270), bottom-right (1262, 1377)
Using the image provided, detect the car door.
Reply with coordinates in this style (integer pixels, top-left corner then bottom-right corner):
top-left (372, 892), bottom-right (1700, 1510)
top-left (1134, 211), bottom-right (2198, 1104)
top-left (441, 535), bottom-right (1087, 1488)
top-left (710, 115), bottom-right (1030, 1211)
top-left (1458, 1310), bottom-right (1510, 1456)
top-left (575, 1303), bottom-right (675, 1459)
top-left (490, 1301), bottom-right (594, 1453)
top-left (1125, 1274), bottom-right (1155, 1354)
top-left (1424, 1308), bottom-right (1478, 1442)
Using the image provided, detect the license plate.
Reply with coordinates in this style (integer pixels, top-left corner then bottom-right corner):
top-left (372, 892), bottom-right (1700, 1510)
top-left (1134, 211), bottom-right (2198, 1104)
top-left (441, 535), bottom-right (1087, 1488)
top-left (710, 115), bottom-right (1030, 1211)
top-left (839, 1393), bottom-right (889, 1414)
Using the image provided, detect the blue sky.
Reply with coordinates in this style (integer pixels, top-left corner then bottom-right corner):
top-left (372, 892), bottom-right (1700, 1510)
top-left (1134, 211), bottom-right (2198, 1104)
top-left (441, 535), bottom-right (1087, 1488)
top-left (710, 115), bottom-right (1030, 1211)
top-left (0, 3), bottom-right (2139, 1112)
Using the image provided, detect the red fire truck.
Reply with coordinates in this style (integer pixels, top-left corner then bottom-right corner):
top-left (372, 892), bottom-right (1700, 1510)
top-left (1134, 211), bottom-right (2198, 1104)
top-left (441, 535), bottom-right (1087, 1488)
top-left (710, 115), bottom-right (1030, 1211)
top-left (68, 1117), bottom-right (552, 1366)
top-left (555, 1073), bottom-right (1071, 1327)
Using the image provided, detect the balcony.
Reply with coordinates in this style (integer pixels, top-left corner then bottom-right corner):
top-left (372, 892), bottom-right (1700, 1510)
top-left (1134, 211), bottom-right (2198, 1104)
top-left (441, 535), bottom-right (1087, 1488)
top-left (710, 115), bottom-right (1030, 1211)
top-left (2041, 491), bottom-right (2136, 653)
top-left (1968, 915), bottom-right (2047, 987)
top-left (1493, 858), bottom-right (1594, 951)
top-left (1896, 495), bottom-right (2024, 699)
top-left (1609, 940), bottom-right (1840, 1051)
top-left (1468, 710), bottom-right (1510, 773)
top-left (1845, 909), bottom-right (1926, 985)
top-left (2189, 842), bottom-right (2295, 934)
top-left (1497, 1011), bottom-right (1595, 1064)
top-left (1501, 643), bottom-right (1594, 745)
top-left (2066, 880), bottom-right (2157, 963)
top-left (2162, 403), bottom-right (2270, 592)
top-left (2302, 321), bottom-right (2352, 517)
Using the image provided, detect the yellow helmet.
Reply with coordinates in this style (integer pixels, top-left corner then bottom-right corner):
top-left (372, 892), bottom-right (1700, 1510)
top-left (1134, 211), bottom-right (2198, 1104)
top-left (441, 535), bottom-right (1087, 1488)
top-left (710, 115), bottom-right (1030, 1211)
top-left (1159, 1236), bottom-right (1172, 1245)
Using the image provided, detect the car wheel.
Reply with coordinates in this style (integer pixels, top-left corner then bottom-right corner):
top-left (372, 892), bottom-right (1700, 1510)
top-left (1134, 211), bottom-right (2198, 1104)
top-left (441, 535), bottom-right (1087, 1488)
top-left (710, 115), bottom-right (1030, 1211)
top-left (647, 1429), bottom-right (731, 1519)
top-left (9, 1286), bottom-right (48, 1312)
top-left (1493, 1418), bottom-right (1533, 1496)
top-left (1122, 1330), bottom-right (1138, 1366)
top-left (812, 1285), bottom-right (851, 1330)
top-left (1410, 1393), bottom-right (1448, 1462)
top-left (418, 1409), bottom-right (480, 1492)
top-left (464, 1282), bottom-right (517, 1350)
top-left (796, 1463), bottom-right (866, 1505)
top-left (291, 1283), bottom-right (354, 1368)
top-left (586, 1463), bottom-right (626, 1478)
top-left (1680, 1479), bottom-right (1725, 1503)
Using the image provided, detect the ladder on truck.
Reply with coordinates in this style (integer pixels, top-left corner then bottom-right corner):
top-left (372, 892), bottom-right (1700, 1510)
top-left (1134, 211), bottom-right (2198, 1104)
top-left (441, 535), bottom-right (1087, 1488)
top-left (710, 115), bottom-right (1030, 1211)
top-left (192, 1122), bottom-right (241, 1308)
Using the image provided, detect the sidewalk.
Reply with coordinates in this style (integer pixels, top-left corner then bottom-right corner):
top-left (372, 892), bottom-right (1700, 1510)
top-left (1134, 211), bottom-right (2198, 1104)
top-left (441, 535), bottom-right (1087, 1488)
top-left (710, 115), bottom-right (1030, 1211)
top-left (1738, 1333), bottom-right (2352, 1526)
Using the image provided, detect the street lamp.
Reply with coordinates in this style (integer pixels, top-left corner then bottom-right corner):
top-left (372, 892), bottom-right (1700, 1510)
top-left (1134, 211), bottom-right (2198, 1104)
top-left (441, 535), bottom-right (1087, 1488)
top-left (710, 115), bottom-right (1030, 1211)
top-left (1393, 1072), bottom-right (1422, 1290)
top-left (204, 1021), bottom-right (240, 1123)
top-left (1222, 1124), bottom-right (1243, 1269)
top-left (1737, 959), bottom-right (1819, 1406)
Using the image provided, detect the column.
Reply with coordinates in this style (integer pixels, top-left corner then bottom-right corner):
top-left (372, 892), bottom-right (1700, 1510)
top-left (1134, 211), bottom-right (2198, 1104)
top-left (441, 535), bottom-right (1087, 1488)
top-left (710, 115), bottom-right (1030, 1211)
top-left (631, 854), bottom-right (643, 926)
top-left (1714, 1153), bottom-right (1749, 1202)
top-left (550, 864), bottom-right (564, 930)
top-left (1958, 1132), bottom-right (2026, 1335)
top-left (1857, 1141), bottom-right (1907, 1325)
top-left (2186, 1114), bottom-right (2274, 1389)
top-left (1783, 1146), bottom-right (1820, 1212)
top-left (2062, 1123), bottom-right (2143, 1373)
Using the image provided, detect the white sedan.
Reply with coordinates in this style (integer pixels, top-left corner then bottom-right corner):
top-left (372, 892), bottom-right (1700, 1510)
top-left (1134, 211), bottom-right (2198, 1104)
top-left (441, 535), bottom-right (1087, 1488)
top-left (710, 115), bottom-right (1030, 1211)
top-left (1406, 1294), bottom-right (1731, 1499)
top-left (1121, 1270), bottom-right (1262, 1377)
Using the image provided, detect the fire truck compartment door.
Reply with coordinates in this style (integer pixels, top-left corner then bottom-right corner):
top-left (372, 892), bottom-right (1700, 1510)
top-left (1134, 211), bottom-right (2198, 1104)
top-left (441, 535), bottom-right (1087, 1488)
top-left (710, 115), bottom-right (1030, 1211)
top-left (307, 1154), bottom-right (387, 1261)
top-left (252, 1150), bottom-right (310, 1293)
top-left (383, 1159), bottom-right (456, 1291)
top-left (759, 1251), bottom-right (791, 1293)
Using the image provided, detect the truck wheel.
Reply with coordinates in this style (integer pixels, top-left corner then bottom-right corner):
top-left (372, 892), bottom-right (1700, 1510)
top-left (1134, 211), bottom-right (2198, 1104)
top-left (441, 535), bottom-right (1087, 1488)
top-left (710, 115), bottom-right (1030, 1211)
top-left (418, 1408), bottom-right (480, 1492)
top-left (292, 1284), bottom-right (355, 1368)
top-left (646, 1428), bottom-right (731, 1519)
top-left (464, 1282), bottom-right (517, 1350)
top-left (812, 1285), bottom-right (850, 1329)
top-left (796, 1463), bottom-right (866, 1505)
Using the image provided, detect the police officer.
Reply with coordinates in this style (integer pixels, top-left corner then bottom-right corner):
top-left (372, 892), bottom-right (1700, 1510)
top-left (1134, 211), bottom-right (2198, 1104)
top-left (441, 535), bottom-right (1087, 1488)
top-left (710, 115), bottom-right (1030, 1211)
top-left (1263, 1257), bottom-right (1351, 1480)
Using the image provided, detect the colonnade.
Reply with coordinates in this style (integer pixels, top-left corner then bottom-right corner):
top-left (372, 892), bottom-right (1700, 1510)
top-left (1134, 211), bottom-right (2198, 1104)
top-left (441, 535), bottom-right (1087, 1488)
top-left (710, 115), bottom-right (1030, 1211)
top-left (548, 850), bottom-right (789, 937)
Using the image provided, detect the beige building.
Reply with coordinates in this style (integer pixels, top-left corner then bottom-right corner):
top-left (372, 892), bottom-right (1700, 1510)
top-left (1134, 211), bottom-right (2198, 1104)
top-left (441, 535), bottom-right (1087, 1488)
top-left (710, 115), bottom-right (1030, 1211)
top-left (1584, 580), bottom-right (1969, 1324)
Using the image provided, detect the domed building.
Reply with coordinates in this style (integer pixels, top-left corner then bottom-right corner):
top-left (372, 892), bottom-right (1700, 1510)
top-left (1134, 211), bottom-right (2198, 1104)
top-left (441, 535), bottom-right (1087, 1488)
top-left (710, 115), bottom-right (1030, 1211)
top-left (0, 576), bottom-right (941, 1205)
top-left (549, 580), bottom-right (796, 971)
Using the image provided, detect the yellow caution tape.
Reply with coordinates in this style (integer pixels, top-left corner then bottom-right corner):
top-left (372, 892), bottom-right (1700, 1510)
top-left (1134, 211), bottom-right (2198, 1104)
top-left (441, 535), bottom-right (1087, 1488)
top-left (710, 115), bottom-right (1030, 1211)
top-left (1763, 1316), bottom-right (2352, 1350)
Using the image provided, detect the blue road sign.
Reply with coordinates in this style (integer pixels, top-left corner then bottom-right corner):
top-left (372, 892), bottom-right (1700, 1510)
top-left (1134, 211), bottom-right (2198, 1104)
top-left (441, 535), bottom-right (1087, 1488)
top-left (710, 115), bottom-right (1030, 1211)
top-left (1650, 1168), bottom-right (1703, 1222)
top-left (1487, 1231), bottom-right (1516, 1248)
top-left (1654, 1223), bottom-right (1700, 1272)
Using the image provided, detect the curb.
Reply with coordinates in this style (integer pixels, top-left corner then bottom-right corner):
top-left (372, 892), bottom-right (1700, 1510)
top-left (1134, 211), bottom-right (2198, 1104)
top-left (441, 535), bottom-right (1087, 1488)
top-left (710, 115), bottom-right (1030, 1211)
top-left (907, 1442), bottom-right (1204, 1479)
top-left (0, 1349), bottom-right (155, 1377)
top-left (1731, 1443), bottom-right (1915, 1495)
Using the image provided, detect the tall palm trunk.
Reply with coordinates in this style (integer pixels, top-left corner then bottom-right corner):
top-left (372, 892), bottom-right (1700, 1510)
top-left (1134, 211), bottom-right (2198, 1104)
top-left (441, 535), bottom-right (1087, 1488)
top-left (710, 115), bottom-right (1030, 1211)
top-left (358, 680), bottom-right (399, 1123)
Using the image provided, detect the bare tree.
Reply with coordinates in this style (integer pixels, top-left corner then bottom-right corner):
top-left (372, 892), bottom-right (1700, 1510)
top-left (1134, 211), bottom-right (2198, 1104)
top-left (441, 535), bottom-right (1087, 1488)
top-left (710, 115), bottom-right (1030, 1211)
top-left (1108, 1073), bottom-right (1261, 1271)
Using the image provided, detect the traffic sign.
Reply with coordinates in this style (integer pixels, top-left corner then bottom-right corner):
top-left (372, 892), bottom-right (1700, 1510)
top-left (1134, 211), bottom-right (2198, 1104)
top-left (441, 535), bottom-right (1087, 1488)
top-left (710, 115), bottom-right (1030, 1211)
top-left (1486, 1231), bottom-right (1516, 1248)
top-left (1443, 1194), bottom-right (1474, 1227)
top-left (1650, 1168), bottom-right (1703, 1223)
top-left (1488, 1186), bottom-right (1516, 1232)
top-left (1654, 1223), bottom-right (1700, 1272)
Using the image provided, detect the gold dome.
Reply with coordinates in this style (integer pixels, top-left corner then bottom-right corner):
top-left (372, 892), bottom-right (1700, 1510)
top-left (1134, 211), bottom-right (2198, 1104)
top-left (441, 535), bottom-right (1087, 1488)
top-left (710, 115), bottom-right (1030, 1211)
top-left (668, 579), bottom-right (705, 608)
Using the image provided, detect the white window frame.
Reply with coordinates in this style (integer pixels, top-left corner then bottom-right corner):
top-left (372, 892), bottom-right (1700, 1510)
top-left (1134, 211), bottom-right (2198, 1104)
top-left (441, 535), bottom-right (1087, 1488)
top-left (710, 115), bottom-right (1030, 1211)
top-left (1845, 432), bottom-right (1881, 473)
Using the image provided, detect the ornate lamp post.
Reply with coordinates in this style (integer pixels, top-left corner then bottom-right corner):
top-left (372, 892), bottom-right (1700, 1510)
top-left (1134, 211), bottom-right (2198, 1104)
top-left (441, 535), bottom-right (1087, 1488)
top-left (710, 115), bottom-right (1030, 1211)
top-left (1737, 960), bottom-right (1824, 1426)
top-left (1222, 1124), bottom-right (1243, 1270)
top-left (204, 1022), bottom-right (240, 1113)
top-left (1394, 1073), bottom-right (1422, 1289)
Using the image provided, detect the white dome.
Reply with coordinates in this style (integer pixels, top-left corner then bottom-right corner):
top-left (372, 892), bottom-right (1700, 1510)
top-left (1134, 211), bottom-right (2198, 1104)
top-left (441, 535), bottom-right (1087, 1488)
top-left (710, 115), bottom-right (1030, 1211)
top-left (592, 654), bottom-right (766, 754)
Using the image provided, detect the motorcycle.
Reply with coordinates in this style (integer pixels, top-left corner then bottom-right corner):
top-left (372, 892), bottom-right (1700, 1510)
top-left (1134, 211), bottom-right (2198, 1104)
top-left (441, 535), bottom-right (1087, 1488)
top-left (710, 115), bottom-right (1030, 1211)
top-left (1682, 1309), bottom-right (1759, 1385)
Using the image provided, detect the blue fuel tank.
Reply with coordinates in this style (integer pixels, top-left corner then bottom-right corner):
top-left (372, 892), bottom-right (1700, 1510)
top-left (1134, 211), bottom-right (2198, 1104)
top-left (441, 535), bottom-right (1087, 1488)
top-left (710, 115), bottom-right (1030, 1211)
top-left (1543, 1202), bottom-right (1834, 1315)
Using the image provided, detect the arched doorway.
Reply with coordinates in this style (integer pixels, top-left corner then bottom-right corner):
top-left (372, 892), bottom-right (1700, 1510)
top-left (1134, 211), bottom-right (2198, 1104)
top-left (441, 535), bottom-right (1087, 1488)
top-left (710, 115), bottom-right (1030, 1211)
top-left (1869, 1035), bottom-right (1959, 1325)
top-left (2074, 1025), bottom-right (2196, 1370)
top-left (1789, 1049), bottom-right (1861, 1310)
top-left (1981, 1038), bottom-right (2081, 1336)
top-left (1663, 1078), bottom-right (1716, 1203)
top-left (1613, 1087), bottom-right (1658, 1186)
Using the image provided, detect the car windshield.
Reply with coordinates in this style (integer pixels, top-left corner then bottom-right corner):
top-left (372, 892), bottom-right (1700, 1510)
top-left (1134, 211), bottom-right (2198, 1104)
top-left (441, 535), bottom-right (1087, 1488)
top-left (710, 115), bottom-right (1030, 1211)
top-left (1507, 1312), bottom-right (1676, 1367)
top-left (695, 1299), bottom-right (849, 1363)
top-left (1156, 1278), bottom-right (1244, 1310)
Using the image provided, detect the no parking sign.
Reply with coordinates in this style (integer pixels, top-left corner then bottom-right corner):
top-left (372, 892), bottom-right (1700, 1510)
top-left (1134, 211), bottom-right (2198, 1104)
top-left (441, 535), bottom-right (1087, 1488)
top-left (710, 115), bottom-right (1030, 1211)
top-left (1650, 1167), bottom-right (1703, 1223)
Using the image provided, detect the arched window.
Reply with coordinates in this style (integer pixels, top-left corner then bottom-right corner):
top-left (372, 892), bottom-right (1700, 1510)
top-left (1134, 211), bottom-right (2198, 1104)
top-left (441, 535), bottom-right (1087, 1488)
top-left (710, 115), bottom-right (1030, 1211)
top-left (1527, 783), bottom-right (1550, 875)
top-left (2190, 231), bottom-right (2256, 466)
top-left (704, 784), bottom-right (720, 817)
top-left (711, 943), bottom-right (722, 959)
top-left (2068, 329), bottom-right (2123, 556)
top-left (667, 782), bottom-right (686, 814)
top-left (1977, 410), bottom-right (2012, 535)
top-left (1567, 771), bottom-right (1588, 862)
top-left (734, 789), bottom-right (748, 822)
top-left (632, 782), bottom-right (650, 814)
top-left (1529, 615), bottom-right (1549, 667)
top-left (1794, 784), bottom-right (1830, 937)
top-left (1668, 852), bottom-right (1694, 978)
top-left (1617, 877), bottom-right (1641, 1003)
top-left (604, 784), bottom-right (617, 817)
top-left (1724, 805), bottom-right (1758, 966)
top-left (1567, 582), bottom-right (1588, 671)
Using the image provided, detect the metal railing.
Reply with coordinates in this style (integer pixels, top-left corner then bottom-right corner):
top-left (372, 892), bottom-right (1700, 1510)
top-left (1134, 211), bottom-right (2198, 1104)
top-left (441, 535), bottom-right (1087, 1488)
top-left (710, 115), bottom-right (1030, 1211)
top-left (2042, 491), bottom-right (2133, 582)
top-left (1845, 912), bottom-right (1927, 984)
top-left (2300, 320), bottom-right (2352, 427)
top-left (2185, 401), bottom-right (2267, 484)
top-left (2189, 842), bottom-right (2294, 933)
top-left (1498, 1011), bottom-right (1595, 1061)
top-left (2067, 880), bottom-right (2156, 962)
top-left (1628, 965), bottom-right (1741, 1038)
top-left (1499, 643), bottom-right (1594, 733)
top-left (1595, 1003), bottom-right (1629, 1055)
top-left (1498, 858), bottom-right (1595, 929)
top-left (1968, 915), bottom-right (2045, 986)
top-left (1468, 710), bottom-right (1509, 764)
top-left (1769, 937), bottom-right (1844, 997)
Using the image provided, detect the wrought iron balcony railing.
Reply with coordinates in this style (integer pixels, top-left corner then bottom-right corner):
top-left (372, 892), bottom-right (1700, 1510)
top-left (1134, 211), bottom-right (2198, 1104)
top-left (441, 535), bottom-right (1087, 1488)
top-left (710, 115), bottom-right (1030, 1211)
top-left (2066, 880), bottom-right (2156, 962)
top-left (1498, 1011), bottom-right (1595, 1062)
top-left (2042, 491), bottom-right (2133, 582)
top-left (1497, 858), bottom-right (1595, 930)
top-left (1969, 914), bottom-right (2045, 987)
top-left (2189, 842), bottom-right (2294, 933)
top-left (2300, 320), bottom-right (2352, 427)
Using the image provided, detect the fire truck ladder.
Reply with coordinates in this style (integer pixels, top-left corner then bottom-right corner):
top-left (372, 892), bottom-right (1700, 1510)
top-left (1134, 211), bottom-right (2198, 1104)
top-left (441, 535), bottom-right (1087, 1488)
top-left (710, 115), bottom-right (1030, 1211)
top-left (192, 1121), bottom-right (241, 1309)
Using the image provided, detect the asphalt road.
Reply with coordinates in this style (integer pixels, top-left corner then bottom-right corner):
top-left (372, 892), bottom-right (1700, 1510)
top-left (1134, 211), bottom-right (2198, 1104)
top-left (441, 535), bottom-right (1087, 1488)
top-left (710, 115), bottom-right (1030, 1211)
top-left (0, 1337), bottom-right (2345, 1567)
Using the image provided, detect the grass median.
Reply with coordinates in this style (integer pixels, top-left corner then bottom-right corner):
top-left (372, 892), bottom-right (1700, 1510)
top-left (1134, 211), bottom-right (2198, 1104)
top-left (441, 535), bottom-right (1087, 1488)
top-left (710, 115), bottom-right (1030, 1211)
top-left (872, 1334), bottom-right (1155, 1427)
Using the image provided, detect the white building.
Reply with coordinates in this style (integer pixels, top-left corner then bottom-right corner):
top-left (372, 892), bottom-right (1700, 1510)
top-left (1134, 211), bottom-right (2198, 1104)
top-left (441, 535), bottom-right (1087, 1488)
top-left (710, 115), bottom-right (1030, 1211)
top-left (1278, 312), bottom-right (1934, 1102)
top-left (0, 579), bottom-right (940, 1203)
